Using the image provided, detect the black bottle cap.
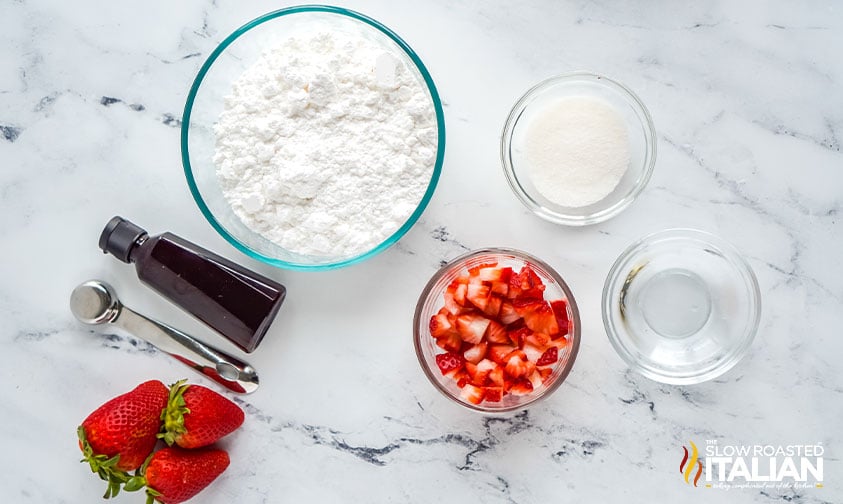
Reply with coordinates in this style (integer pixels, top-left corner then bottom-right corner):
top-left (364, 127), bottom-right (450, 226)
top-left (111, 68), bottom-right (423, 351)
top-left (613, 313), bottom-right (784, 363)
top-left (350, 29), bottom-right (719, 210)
top-left (99, 216), bottom-right (148, 263)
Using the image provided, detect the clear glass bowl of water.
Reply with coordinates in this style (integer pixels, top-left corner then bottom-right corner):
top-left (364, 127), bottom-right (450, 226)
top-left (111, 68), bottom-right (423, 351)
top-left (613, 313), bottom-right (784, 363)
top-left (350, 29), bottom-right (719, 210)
top-left (602, 229), bottom-right (761, 384)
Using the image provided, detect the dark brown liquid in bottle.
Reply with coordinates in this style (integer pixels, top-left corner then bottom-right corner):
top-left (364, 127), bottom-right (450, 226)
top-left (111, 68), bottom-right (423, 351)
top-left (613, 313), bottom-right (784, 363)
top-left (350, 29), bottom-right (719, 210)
top-left (100, 217), bottom-right (285, 353)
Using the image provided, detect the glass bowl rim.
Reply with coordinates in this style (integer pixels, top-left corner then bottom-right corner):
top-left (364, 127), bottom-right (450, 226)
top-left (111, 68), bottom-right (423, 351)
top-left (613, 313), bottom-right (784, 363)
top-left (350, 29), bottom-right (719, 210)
top-left (601, 228), bottom-right (762, 385)
top-left (500, 71), bottom-right (657, 226)
top-left (181, 4), bottom-right (446, 271)
top-left (413, 247), bottom-right (582, 413)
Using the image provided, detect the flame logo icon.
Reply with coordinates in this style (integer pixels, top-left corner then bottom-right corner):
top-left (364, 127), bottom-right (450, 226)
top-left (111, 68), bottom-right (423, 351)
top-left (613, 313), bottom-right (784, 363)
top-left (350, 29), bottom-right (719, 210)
top-left (679, 440), bottom-right (703, 487)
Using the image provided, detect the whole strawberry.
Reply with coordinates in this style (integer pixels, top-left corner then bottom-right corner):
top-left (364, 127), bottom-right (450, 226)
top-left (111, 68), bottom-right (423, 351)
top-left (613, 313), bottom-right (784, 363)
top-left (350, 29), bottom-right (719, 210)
top-left (125, 446), bottom-right (230, 504)
top-left (78, 380), bottom-right (169, 498)
top-left (158, 380), bottom-right (244, 449)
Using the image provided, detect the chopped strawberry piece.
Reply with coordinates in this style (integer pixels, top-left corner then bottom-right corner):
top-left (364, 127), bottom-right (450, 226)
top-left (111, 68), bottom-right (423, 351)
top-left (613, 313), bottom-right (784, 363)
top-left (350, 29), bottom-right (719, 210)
top-left (467, 262), bottom-right (499, 276)
top-left (435, 352), bottom-right (465, 375)
top-left (455, 314), bottom-right (488, 341)
top-left (490, 281), bottom-right (509, 297)
top-left (483, 386), bottom-right (503, 402)
top-left (548, 336), bottom-right (569, 350)
top-left (488, 365), bottom-right (505, 386)
top-left (518, 287), bottom-right (546, 301)
top-left (477, 266), bottom-right (512, 283)
top-left (435, 333), bottom-right (462, 353)
top-left (463, 342), bottom-right (488, 364)
top-left (520, 266), bottom-right (545, 289)
top-left (511, 298), bottom-right (543, 314)
top-left (517, 301), bottom-right (559, 336)
top-left (521, 342), bottom-right (545, 363)
top-left (470, 359), bottom-right (497, 386)
top-left (480, 295), bottom-right (503, 317)
top-left (550, 299), bottom-right (569, 337)
top-left (476, 358), bottom-right (497, 372)
top-left (456, 314), bottom-right (491, 344)
top-left (460, 384), bottom-right (485, 405)
top-left (524, 332), bottom-right (550, 347)
top-left (485, 320), bottom-right (509, 344)
top-left (507, 326), bottom-right (532, 348)
top-left (443, 292), bottom-right (461, 315)
top-left (538, 367), bottom-right (553, 382)
top-left (527, 369), bottom-right (544, 390)
top-left (504, 350), bottom-right (529, 378)
top-left (488, 344), bottom-right (516, 364)
top-left (498, 301), bottom-right (520, 325)
top-left (466, 281), bottom-right (491, 303)
top-left (429, 313), bottom-right (455, 338)
top-left (456, 373), bottom-right (470, 388)
top-left (508, 379), bottom-right (534, 396)
top-left (536, 347), bottom-right (558, 366)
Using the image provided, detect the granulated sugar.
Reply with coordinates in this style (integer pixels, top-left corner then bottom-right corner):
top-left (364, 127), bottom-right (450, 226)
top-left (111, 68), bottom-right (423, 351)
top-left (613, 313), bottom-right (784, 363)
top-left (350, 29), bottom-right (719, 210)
top-left (213, 27), bottom-right (437, 258)
top-left (525, 96), bottom-right (629, 208)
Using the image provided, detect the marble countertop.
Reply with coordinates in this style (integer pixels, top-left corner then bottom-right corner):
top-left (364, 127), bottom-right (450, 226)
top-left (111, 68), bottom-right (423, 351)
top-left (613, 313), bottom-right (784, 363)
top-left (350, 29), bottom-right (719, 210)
top-left (1, 1), bottom-right (841, 502)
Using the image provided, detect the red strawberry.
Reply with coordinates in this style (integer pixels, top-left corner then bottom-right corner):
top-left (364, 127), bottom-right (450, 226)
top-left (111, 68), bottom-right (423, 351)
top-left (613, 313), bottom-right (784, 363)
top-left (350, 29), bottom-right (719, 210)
top-left (435, 352), bottom-right (465, 375)
top-left (509, 379), bottom-right (534, 396)
top-left (444, 282), bottom-right (469, 314)
top-left (527, 370), bottom-right (545, 390)
top-left (466, 282), bottom-right (492, 311)
top-left (78, 380), bottom-right (169, 498)
top-left (429, 312), bottom-right (455, 338)
top-left (516, 300), bottom-right (559, 336)
top-left (504, 350), bottom-right (530, 378)
top-left (463, 342), bottom-right (488, 364)
top-left (435, 332), bottom-right (463, 353)
top-left (536, 347), bottom-right (558, 367)
top-left (483, 386), bottom-right (503, 402)
top-left (476, 266), bottom-right (509, 282)
top-left (490, 280), bottom-right (509, 297)
top-left (488, 365), bottom-right (505, 387)
top-left (469, 359), bottom-right (497, 386)
top-left (125, 446), bottom-right (229, 504)
top-left (524, 331), bottom-right (551, 348)
top-left (456, 313), bottom-right (491, 344)
top-left (550, 299), bottom-right (570, 337)
top-left (488, 344), bottom-right (516, 364)
top-left (459, 384), bottom-right (485, 405)
top-left (507, 326), bottom-right (532, 347)
top-left (480, 295), bottom-right (503, 317)
top-left (158, 381), bottom-right (244, 449)
top-left (467, 262), bottom-right (498, 276)
top-left (485, 320), bottom-right (509, 344)
top-left (498, 301), bottom-right (520, 325)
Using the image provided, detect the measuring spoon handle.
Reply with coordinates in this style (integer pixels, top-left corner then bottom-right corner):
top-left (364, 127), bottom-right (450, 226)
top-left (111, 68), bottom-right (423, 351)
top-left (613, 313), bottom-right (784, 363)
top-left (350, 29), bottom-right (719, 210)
top-left (115, 305), bottom-right (259, 394)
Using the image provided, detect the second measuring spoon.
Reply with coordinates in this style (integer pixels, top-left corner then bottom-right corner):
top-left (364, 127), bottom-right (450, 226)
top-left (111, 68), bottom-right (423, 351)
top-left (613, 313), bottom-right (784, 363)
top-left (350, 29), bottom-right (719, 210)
top-left (70, 280), bottom-right (259, 394)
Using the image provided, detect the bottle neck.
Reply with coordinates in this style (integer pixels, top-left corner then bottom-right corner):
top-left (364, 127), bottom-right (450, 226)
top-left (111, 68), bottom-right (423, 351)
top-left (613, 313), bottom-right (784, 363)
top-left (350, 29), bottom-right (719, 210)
top-left (126, 233), bottom-right (150, 263)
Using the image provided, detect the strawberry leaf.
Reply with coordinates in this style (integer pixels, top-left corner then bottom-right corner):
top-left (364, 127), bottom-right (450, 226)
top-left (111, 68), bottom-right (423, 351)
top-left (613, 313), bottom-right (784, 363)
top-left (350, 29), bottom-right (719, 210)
top-left (158, 380), bottom-right (191, 446)
top-left (78, 426), bottom-right (133, 499)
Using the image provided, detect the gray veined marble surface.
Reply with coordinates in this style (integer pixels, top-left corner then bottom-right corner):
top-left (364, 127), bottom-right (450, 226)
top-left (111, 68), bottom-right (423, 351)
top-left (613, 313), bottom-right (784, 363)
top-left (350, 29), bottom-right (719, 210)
top-left (1, 0), bottom-right (841, 502)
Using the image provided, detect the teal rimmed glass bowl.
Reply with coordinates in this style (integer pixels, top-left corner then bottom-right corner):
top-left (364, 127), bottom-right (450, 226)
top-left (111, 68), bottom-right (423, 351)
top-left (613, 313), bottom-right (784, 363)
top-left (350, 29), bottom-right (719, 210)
top-left (181, 5), bottom-right (445, 270)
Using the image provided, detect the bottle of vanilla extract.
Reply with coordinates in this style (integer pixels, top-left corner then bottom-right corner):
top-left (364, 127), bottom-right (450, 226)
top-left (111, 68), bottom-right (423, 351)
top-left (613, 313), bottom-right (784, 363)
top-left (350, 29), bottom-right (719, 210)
top-left (98, 216), bottom-right (286, 353)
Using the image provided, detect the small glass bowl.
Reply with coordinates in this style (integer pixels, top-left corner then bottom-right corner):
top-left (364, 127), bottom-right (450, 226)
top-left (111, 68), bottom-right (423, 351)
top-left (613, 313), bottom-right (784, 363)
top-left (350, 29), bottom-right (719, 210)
top-left (602, 229), bottom-right (761, 384)
top-left (181, 6), bottom-right (445, 270)
top-left (501, 72), bottom-right (656, 226)
top-left (413, 248), bottom-right (581, 413)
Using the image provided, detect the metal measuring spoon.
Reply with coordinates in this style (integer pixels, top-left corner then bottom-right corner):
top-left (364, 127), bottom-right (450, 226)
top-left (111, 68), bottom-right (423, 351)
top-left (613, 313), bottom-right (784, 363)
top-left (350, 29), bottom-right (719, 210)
top-left (70, 280), bottom-right (259, 394)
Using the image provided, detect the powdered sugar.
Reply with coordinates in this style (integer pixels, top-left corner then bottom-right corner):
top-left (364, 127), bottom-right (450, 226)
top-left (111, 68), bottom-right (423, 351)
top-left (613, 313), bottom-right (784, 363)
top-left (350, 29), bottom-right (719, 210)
top-left (525, 96), bottom-right (629, 208)
top-left (213, 25), bottom-right (437, 258)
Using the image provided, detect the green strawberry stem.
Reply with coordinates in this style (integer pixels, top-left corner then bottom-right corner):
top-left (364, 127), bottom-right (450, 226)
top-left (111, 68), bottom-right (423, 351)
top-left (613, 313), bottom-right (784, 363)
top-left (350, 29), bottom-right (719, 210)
top-left (122, 453), bottom-right (162, 504)
top-left (157, 379), bottom-right (191, 446)
top-left (77, 426), bottom-right (132, 499)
